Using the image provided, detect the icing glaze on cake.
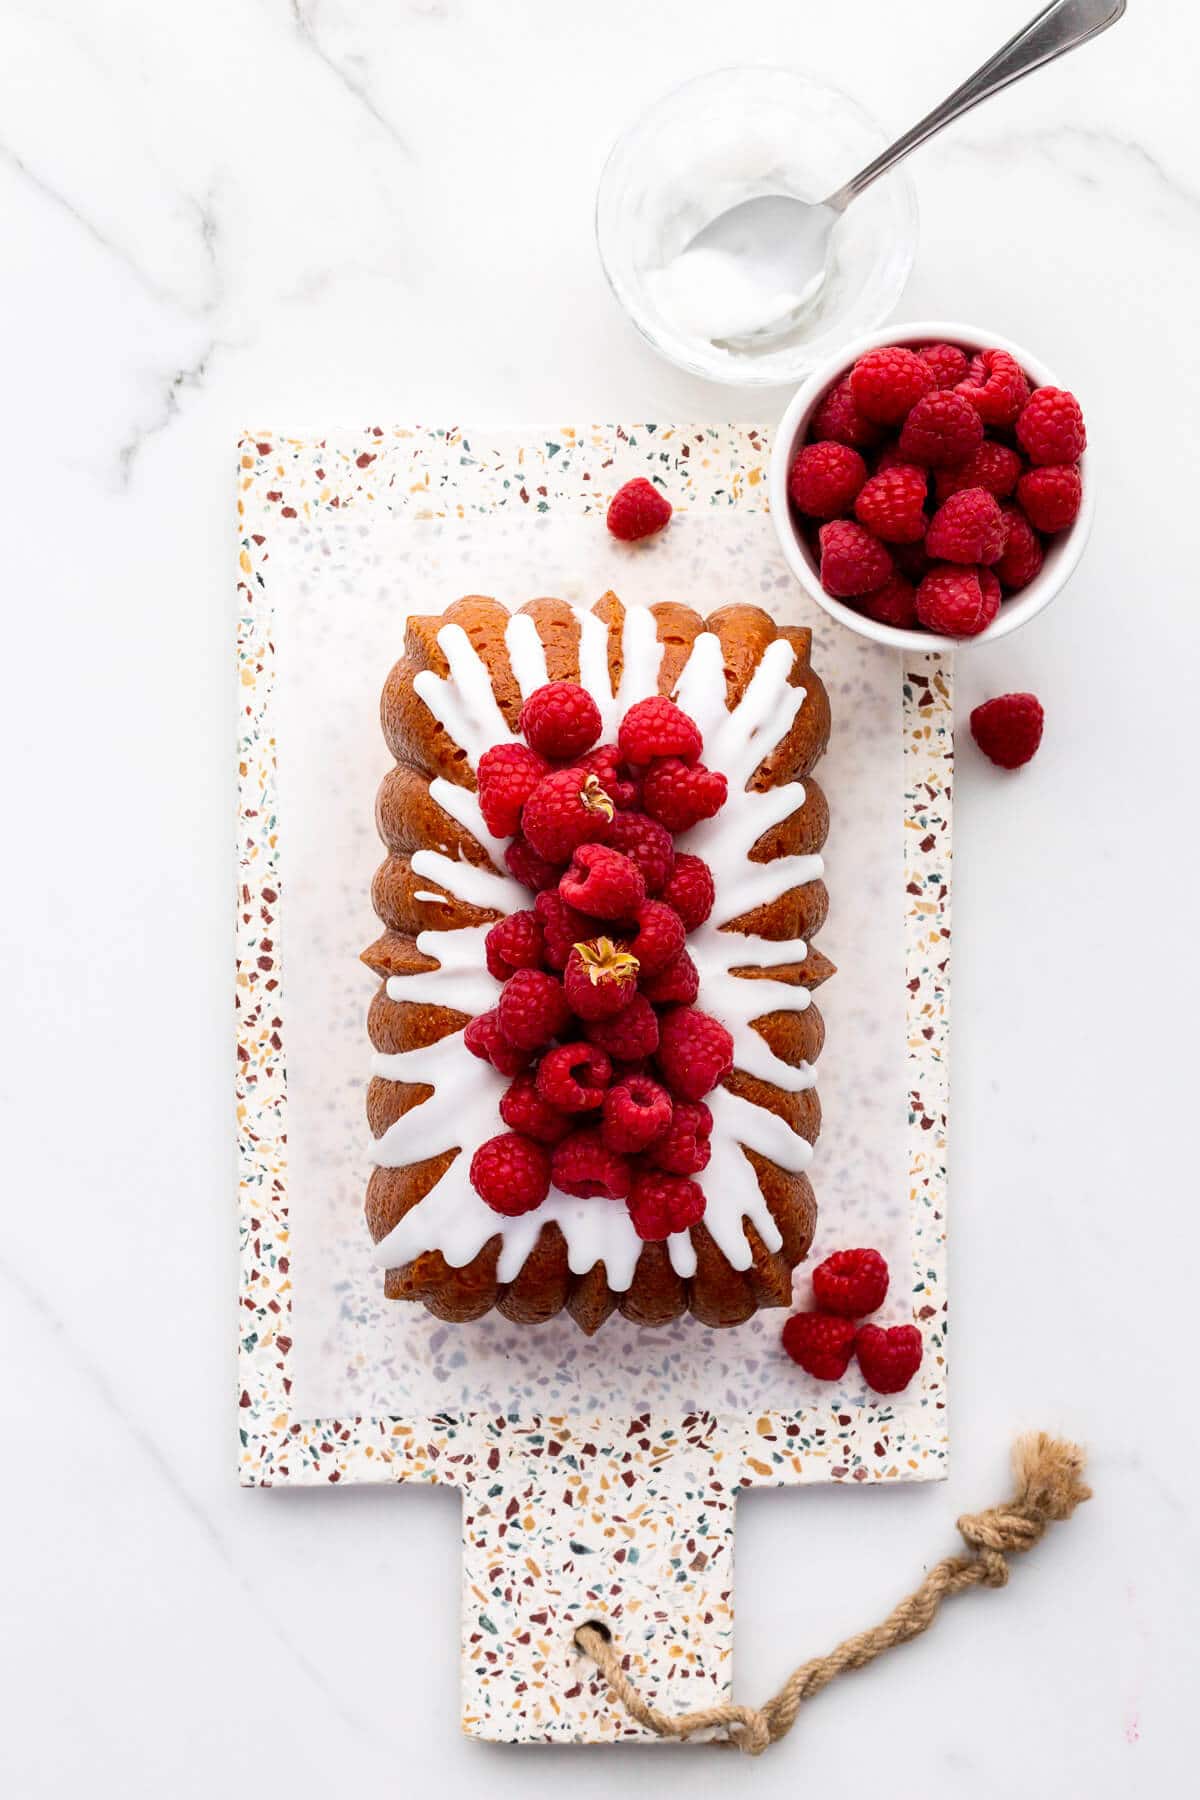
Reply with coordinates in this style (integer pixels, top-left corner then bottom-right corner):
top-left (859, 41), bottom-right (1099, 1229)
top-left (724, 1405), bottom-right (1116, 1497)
top-left (363, 594), bottom-right (832, 1331)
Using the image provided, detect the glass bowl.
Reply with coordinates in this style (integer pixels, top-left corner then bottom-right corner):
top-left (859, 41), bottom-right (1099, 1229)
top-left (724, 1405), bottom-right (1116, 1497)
top-left (595, 66), bottom-right (918, 387)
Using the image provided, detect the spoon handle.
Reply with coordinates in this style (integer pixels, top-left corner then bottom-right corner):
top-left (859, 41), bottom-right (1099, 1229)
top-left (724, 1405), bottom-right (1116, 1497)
top-left (827, 0), bottom-right (1126, 212)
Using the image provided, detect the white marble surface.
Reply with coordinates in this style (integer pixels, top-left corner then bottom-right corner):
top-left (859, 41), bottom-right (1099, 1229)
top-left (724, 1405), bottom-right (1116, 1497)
top-left (1, 1), bottom-right (1196, 1793)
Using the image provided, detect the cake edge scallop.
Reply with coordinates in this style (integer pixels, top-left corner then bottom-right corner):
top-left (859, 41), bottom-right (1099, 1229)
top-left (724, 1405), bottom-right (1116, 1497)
top-left (363, 594), bottom-right (830, 1334)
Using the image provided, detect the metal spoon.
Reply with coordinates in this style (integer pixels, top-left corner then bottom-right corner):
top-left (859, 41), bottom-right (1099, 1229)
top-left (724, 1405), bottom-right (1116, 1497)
top-left (681, 0), bottom-right (1127, 343)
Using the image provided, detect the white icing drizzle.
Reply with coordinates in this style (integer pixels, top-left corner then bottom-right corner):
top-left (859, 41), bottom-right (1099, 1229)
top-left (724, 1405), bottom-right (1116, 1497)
top-left (409, 847), bottom-right (525, 916)
top-left (373, 602), bottom-right (823, 1290)
top-left (412, 623), bottom-right (516, 768)
top-left (386, 925), bottom-right (499, 1017)
top-left (412, 890), bottom-right (449, 907)
top-left (504, 611), bottom-right (550, 700)
top-left (428, 775), bottom-right (509, 872)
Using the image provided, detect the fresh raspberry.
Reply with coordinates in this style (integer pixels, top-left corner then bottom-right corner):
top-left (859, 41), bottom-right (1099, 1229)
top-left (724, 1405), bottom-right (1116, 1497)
top-left (925, 487), bottom-right (1006, 564)
top-left (521, 766), bottom-right (614, 862)
top-left (956, 348), bottom-right (1030, 428)
top-left (853, 464), bottom-right (928, 544)
top-left (504, 835), bottom-right (563, 893)
top-left (934, 441), bottom-right (1023, 502)
top-left (995, 504), bottom-right (1044, 591)
top-left (640, 948), bottom-right (700, 1006)
top-left (857, 572), bottom-right (918, 630)
top-left (976, 567), bottom-right (1002, 628)
top-left (969, 692), bottom-right (1044, 769)
top-left (563, 937), bottom-right (641, 1020)
top-left (915, 565), bottom-right (999, 638)
top-left (890, 538), bottom-right (931, 583)
top-left (601, 1074), bottom-right (673, 1153)
top-left (1016, 464), bottom-right (1082, 534)
top-left (809, 376), bottom-right (885, 450)
top-left (576, 743), bottom-right (640, 810)
top-left (849, 344), bottom-right (935, 424)
top-left (469, 1131), bottom-right (551, 1215)
top-left (534, 889), bottom-right (592, 970)
top-left (618, 697), bottom-right (704, 768)
top-left (811, 1247), bottom-right (890, 1317)
top-left (787, 441), bottom-right (868, 519)
top-left (656, 1006), bottom-right (734, 1101)
top-left (641, 759), bottom-right (728, 832)
top-left (818, 519), bottom-right (894, 598)
top-left (604, 810), bottom-right (675, 894)
top-left (856, 1322), bottom-right (923, 1394)
top-left (1015, 386), bottom-right (1087, 465)
top-left (535, 1041), bottom-right (612, 1112)
top-left (874, 443), bottom-right (922, 477)
top-left (551, 1127), bottom-right (632, 1199)
top-left (463, 1009), bottom-right (532, 1076)
top-left (627, 899), bottom-right (686, 976)
top-left (496, 968), bottom-right (572, 1050)
top-left (626, 1170), bottom-right (706, 1241)
top-left (898, 390), bottom-right (984, 467)
top-left (659, 854), bottom-right (715, 930)
top-left (647, 1099), bottom-right (712, 1174)
top-left (560, 841), bottom-right (646, 921)
top-left (484, 910), bottom-right (545, 982)
top-left (781, 1311), bottom-right (857, 1380)
top-left (607, 477), bottom-right (672, 542)
top-left (499, 1074), bottom-right (573, 1145)
top-left (918, 341), bottom-right (970, 389)
top-left (518, 681), bottom-right (602, 761)
top-left (477, 742), bottom-right (550, 838)
top-left (584, 993), bottom-right (660, 1060)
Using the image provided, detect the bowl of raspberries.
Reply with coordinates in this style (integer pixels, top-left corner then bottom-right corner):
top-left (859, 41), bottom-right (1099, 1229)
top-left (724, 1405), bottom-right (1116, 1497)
top-left (768, 322), bottom-right (1092, 649)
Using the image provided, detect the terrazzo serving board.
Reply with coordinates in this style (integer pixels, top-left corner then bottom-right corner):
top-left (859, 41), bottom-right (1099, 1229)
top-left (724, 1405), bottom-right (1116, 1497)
top-left (235, 424), bottom-right (952, 1743)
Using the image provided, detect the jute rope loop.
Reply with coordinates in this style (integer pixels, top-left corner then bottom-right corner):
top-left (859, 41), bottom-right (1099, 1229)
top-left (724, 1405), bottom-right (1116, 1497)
top-left (574, 1432), bottom-right (1091, 1755)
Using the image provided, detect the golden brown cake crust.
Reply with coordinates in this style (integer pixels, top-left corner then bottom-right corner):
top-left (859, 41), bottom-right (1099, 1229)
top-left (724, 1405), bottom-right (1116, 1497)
top-left (364, 595), bottom-right (831, 1333)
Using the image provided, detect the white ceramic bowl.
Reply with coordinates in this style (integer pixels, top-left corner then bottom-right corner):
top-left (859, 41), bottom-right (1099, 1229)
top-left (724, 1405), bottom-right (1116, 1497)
top-left (767, 320), bottom-right (1094, 651)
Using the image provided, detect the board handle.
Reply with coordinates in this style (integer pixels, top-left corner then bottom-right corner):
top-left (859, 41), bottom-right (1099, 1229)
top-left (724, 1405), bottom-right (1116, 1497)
top-left (458, 1421), bottom-right (738, 1743)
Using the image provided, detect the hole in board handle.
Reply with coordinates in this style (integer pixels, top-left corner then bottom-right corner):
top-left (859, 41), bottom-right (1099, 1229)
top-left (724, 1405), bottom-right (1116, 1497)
top-left (580, 1619), bottom-right (612, 1643)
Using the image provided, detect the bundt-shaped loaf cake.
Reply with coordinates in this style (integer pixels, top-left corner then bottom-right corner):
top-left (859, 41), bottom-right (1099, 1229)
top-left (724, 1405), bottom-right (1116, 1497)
top-left (362, 593), bottom-right (832, 1333)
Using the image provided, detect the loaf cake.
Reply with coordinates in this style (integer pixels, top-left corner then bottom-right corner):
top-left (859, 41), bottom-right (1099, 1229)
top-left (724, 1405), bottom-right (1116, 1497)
top-left (362, 594), bottom-right (832, 1333)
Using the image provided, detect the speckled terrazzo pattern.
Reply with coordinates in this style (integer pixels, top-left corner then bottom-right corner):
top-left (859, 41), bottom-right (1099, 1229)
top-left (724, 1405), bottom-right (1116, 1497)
top-left (235, 426), bottom-right (952, 1741)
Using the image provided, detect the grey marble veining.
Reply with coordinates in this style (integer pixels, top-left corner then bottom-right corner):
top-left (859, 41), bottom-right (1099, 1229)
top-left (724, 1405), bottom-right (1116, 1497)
top-left (1, 0), bottom-right (1196, 1793)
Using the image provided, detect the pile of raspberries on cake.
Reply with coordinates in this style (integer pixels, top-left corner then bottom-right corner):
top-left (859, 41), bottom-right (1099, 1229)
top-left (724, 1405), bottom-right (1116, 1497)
top-left (465, 681), bottom-right (732, 1243)
top-left (788, 341), bottom-right (1086, 637)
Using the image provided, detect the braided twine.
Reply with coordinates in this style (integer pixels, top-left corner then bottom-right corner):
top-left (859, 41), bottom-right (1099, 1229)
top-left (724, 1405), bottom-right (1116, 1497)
top-left (574, 1432), bottom-right (1091, 1756)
